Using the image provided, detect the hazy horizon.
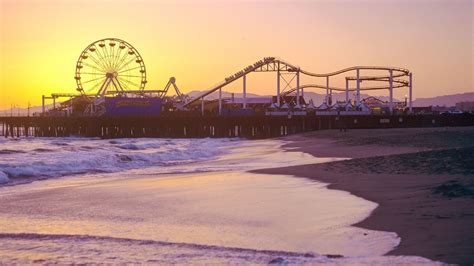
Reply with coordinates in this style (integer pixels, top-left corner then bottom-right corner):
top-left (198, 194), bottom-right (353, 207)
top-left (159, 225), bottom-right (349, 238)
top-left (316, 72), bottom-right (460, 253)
top-left (0, 0), bottom-right (473, 109)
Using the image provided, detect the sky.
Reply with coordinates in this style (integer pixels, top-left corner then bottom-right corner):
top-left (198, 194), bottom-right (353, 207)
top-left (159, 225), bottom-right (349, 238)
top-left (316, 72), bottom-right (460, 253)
top-left (0, 0), bottom-right (472, 109)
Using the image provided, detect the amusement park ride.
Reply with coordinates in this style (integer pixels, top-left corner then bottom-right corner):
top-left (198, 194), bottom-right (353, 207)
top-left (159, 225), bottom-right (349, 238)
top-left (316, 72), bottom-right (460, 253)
top-left (41, 38), bottom-right (413, 117)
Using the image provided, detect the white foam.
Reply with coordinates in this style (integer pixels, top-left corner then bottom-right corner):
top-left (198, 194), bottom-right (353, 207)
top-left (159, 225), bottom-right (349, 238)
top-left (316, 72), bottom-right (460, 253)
top-left (0, 233), bottom-right (441, 264)
top-left (0, 137), bottom-right (235, 182)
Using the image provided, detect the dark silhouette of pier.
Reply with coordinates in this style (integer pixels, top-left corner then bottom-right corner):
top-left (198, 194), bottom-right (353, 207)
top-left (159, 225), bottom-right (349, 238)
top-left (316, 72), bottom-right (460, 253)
top-left (1, 114), bottom-right (473, 139)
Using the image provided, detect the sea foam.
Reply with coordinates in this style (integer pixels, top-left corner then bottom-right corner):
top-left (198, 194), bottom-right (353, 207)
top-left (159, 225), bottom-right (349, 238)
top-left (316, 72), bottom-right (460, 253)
top-left (0, 137), bottom-right (235, 183)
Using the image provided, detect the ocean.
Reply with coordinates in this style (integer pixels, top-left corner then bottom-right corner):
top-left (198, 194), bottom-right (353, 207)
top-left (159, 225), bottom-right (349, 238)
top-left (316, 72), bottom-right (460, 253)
top-left (0, 137), bottom-right (438, 264)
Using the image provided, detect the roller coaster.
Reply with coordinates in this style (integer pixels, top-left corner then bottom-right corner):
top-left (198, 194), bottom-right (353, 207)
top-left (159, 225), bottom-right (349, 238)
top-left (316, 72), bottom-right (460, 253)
top-left (181, 57), bottom-right (412, 114)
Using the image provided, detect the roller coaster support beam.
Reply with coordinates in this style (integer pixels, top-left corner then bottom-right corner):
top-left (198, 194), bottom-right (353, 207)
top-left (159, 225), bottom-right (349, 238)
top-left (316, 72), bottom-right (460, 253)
top-left (243, 75), bottom-right (247, 109)
top-left (409, 73), bottom-right (413, 113)
top-left (53, 96), bottom-right (56, 109)
top-left (356, 69), bottom-right (361, 106)
top-left (389, 69), bottom-right (393, 114)
top-left (326, 77), bottom-right (329, 104)
top-left (296, 70), bottom-right (301, 108)
top-left (219, 88), bottom-right (222, 115)
top-left (345, 78), bottom-right (349, 104)
top-left (276, 62), bottom-right (281, 107)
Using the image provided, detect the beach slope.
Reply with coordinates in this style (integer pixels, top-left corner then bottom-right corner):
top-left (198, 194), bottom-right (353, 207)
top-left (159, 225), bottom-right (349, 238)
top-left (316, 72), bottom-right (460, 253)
top-left (254, 127), bottom-right (474, 265)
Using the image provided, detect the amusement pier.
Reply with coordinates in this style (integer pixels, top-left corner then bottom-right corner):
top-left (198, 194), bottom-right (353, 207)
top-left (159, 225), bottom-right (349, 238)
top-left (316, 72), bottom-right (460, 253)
top-left (1, 38), bottom-right (473, 138)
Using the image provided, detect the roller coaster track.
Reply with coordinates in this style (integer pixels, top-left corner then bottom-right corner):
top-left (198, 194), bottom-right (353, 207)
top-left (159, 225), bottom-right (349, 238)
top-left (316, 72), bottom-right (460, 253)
top-left (282, 77), bottom-right (409, 96)
top-left (285, 82), bottom-right (408, 93)
top-left (181, 57), bottom-right (411, 108)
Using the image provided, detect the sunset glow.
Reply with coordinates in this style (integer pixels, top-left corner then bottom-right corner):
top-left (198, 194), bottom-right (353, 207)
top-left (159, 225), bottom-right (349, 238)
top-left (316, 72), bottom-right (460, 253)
top-left (0, 1), bottom-right (474, 264)
top-left (0, 0), bottom-right (472, 109)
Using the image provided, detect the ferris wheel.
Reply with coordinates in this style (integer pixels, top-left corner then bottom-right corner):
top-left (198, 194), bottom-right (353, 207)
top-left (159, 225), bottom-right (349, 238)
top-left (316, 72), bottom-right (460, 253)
top-left (75, 38), bottom-right (147, 96)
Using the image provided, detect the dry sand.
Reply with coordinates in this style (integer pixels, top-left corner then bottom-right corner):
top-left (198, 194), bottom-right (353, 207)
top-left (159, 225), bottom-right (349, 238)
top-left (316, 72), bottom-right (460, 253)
top-left (254, 127), bottom-right (474, 265)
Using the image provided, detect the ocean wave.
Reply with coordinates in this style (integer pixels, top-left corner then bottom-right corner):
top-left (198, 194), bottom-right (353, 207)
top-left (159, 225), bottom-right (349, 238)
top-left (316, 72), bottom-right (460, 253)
top-left (117, 143), bottom-right (142, 150)
top-left (0, 232), bottom-right (317, 257)
top-left (51, 142), bottom-right (69, 146)
top-left (33, 148), bottom-right (55, 153)
top-left (0, 138), bottom-right (233, 183)
top-left (0, 232), bottom-right (440, 264)
top-left (0, 149), bottom-right (26, 155)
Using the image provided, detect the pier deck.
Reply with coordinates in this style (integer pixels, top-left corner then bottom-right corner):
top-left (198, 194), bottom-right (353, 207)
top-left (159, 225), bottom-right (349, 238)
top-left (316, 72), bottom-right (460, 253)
top-left (0, 114), bottom-right (473, 139)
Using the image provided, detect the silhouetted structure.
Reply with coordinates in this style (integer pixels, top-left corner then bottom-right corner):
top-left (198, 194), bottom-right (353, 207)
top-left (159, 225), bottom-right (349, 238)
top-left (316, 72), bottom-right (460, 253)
top-left (1, 113), bottom-right (473, 139)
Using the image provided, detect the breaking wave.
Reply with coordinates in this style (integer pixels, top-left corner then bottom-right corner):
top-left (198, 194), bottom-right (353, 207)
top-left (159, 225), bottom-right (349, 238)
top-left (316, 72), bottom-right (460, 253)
top-left (0, 137), bottom-right (237, 183)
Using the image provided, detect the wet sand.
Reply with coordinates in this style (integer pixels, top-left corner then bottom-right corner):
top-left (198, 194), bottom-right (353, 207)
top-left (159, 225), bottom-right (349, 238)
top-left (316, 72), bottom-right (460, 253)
top-left (255, 127), bottom-right (474, 265)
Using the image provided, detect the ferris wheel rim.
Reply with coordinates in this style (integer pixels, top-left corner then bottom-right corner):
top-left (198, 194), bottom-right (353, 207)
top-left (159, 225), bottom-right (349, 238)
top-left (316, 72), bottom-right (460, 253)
top-left (75, 37), bottom-right (147, 96)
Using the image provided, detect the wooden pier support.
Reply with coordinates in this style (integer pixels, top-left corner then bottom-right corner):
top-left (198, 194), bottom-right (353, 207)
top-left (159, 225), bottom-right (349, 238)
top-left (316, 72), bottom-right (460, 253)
top-left (0, 114), bottom-right (473, 139)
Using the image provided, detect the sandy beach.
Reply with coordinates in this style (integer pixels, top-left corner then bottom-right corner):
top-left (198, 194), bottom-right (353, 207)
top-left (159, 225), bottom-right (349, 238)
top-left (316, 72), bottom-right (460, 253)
top-left (255, 127), bottom-right (474, 265)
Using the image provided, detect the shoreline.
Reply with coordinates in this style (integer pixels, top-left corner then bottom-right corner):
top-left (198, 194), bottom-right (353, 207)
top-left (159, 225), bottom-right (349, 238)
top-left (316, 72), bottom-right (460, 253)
top-left (254, 127), bottom-right (474, 265)
top-left (0, 139), bottom-right (430, 264)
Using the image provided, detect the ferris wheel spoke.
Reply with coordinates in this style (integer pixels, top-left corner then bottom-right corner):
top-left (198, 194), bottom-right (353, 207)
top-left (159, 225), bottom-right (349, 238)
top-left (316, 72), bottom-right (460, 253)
top-left (101, 45), bottom-right (111, 70)
top-left (82, 75), bottom-right (107, 85)
top-left (86, 78), bottom-right (104, 93)
top-left (117, 76), bottom-right (138, 86)
top-left (116, 57), bottom-right (135, 71)
top-left (109, 44), bottom-right (117, 70)
top-left (100, 44), bottom-right (108, 67)
top-left (108, 54), bottom-right (116, 71)
top-left (117, 66), bottom-right (142, 73)
top-left (115, 52), bottom-right (131, 71)
top-left (111, 45), bottom-right (118, 69)
top-left (117, 76), bottom-right (140, 88)
top-left (105, 55), bottom-right (113, 71)
top-left (117, 58), bottom-right (137, 72)
top-left (113, 77), bottom-right (126, 92)
top-left (93, 45), bottom-right (109, 70)
top-left (119, 74), bottom-right (142, 78)
top-left (87, 53), bottom-right (109, 72)
top-left (107, 45), bottom-right (115, 70)
top-left (111, 47), bottom-right (123, 70)
top-left (81, 61), bottom-right (107, 73)
top-left (91, 51), bottom-right (111, 71)
top-left (79, 72), bottom-right (104, 75)
top-left (116, 77), bottom-right (130, 91)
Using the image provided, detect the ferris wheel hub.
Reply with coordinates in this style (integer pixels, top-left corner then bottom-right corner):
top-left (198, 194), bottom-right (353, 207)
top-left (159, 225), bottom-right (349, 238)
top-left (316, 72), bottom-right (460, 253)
top-left (105, 72), bottom-right (118, 79)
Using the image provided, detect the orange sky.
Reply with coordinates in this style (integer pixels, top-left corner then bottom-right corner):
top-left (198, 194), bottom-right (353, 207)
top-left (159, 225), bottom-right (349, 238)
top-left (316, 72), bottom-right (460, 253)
top-left (0, 0), bottom-right (472, 109)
